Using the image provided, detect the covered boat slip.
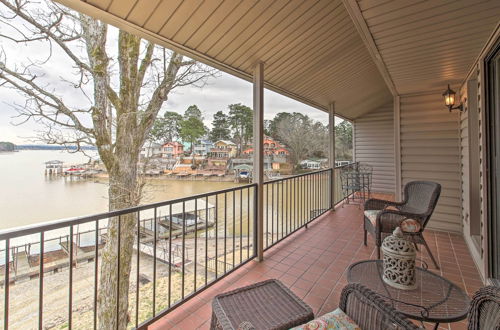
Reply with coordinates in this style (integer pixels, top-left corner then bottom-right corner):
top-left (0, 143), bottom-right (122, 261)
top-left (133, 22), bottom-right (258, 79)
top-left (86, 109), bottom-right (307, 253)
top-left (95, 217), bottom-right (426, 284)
top-left (53, 0), bottom-right (500, 283)
top-left (0, 198), bottom-right (216, 282)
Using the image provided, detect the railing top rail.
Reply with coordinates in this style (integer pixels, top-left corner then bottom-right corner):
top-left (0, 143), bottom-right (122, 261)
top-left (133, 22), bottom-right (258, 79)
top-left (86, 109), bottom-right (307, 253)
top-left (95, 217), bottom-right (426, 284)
top-left (0, 183), bottom-right (257, 241)
top-left (264, 167), bottom-right (336, 185)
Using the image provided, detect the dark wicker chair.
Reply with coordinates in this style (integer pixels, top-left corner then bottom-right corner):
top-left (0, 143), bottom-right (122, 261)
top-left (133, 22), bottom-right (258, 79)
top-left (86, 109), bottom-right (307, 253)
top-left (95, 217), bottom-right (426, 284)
top-left (363, 181), bottom-right (441, 268)
top-left (467, 285), bottom-right (500, 330)
top-left (339, 283), bottom-right (420, 330)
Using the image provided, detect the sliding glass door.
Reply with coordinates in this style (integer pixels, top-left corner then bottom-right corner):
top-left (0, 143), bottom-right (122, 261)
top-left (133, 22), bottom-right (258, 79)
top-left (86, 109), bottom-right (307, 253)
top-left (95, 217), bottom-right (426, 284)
top-left (485, 39), bottom-right (500, 283)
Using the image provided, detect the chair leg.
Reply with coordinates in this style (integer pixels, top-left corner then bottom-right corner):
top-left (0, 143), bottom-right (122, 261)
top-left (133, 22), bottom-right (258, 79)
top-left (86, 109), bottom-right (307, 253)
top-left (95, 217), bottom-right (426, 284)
top-left (421, 236), bottom-right (439, 269)
top-left (377, 246), bottom-right (381, 259)
top-left (364, 229), bottom-right (367, 246)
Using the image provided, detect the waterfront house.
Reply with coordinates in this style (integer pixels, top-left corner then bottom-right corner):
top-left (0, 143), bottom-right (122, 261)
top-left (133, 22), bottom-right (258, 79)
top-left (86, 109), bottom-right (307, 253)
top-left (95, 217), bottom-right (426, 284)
top-left (140, 142), bottom-right (162, 158)
top-left (161, 142), bottom-right (184, 159)
top-left (211, 140), bottom-right (237, 158)
top-left (193, 139), bottom-right (214, 157)
top-left (244, 136), bottom-right (290, 171)
top-left (3, 1), bottom-right (500, 329)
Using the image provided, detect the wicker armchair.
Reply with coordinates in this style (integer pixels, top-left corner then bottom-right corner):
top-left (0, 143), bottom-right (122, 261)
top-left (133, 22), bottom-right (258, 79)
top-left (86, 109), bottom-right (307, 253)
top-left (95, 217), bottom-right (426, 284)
top-left (363, 181), bottom-right (441, 268)
top-left (339, 283), bottom-right (419, 330)
top-left (467, 285), bottom-right (500, 330)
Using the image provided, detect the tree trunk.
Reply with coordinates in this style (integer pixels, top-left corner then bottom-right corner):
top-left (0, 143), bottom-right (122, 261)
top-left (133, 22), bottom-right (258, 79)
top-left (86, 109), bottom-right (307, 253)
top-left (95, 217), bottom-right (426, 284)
top-left (98, 149), bottom-right (139, 329)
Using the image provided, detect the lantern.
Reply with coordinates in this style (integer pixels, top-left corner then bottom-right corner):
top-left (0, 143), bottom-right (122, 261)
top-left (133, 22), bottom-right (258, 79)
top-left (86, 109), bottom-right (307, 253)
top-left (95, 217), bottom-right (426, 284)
top-left (382, 227), bottom-right (417, 290)
top-left (442, 84), bottom-right (464, 112)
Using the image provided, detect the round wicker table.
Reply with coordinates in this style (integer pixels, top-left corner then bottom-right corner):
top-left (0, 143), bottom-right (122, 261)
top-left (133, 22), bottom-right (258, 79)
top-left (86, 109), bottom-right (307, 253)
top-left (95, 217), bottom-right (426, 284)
top-left (347, 260), bottom-right (470, 330)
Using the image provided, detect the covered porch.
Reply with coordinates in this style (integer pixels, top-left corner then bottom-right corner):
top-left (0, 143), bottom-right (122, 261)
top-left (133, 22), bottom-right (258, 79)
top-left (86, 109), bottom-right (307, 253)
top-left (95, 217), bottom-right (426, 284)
top-left (150, 198), bottom-right (482, 330)
top-left (1, 0), bottom-right (498, 329)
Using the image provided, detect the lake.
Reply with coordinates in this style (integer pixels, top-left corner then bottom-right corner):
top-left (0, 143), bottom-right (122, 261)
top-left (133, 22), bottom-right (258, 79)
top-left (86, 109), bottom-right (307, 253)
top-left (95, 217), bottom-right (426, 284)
top-left (0, 150), bottom-right (239, 231)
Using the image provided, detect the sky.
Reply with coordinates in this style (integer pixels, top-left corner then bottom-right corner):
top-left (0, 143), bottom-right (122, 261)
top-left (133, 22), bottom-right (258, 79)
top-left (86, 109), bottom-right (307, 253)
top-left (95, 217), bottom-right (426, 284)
top-left (0, 1), bottom-right (342, 145)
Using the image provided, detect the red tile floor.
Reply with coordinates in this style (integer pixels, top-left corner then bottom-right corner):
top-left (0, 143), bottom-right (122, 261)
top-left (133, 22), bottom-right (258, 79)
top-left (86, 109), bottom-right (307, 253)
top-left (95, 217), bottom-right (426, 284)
top-left (150, 196), bottom-right (483, 330)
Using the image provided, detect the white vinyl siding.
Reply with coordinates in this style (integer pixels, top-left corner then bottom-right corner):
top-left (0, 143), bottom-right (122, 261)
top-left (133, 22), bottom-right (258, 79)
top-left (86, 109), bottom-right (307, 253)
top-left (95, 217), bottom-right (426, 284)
top-left (354, 102), bottom-right (395, 194)
top-left (400, 93), bottom-right (462, 233)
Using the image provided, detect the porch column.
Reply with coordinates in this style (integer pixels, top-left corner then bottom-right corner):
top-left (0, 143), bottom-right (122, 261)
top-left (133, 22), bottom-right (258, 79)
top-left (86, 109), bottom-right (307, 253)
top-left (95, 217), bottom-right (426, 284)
top-left (393, 95), bottom-right (402, 201)
top-left (253, 62), bottom-right (265, 261)
top-left (328, 102), bottom-right (336, 208)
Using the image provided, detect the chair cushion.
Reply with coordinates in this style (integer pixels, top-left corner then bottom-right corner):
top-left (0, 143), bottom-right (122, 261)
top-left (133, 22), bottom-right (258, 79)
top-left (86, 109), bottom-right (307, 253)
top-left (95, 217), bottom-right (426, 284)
top-left (400, 219), bottom-right (421, 233)
top-left (364, 210), bottom-right (421, 233)
top-left (290, 308), bottom-right (361, 330)
top-left (364, 209), bottom-right (380, 225)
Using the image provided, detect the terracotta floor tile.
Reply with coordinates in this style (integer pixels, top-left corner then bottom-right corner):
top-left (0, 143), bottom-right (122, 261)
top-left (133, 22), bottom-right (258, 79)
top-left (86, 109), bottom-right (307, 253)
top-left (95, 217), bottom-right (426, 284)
top-left (150, 195), bottom-right (484, 329)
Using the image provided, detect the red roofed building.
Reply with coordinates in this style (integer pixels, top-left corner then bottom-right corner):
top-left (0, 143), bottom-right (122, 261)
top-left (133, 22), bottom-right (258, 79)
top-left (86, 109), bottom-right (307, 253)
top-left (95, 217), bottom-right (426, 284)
top-left (161, 142), bottom-right (184, 159)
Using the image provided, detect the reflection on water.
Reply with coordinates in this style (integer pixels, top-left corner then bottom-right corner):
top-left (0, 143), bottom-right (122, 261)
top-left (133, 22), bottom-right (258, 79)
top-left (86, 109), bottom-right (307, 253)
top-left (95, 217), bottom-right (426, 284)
top-left (0, 150), bottom-right (239, 230)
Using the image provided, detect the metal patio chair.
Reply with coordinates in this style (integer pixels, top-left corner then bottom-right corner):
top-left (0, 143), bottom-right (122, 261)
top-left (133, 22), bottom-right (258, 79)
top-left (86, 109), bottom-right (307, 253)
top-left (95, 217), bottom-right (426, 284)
top-left (363, 181), bottom-right (441, 269)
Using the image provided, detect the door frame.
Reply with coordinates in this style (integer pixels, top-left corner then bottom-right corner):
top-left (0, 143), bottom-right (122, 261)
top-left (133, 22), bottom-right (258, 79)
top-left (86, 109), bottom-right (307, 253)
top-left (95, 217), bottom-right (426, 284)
top-left (484, 36), bottom-right (500, 284)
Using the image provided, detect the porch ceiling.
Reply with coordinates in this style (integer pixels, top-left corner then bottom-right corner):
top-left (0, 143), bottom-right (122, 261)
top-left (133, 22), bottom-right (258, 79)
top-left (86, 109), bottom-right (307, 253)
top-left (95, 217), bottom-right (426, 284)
top-left (55, 0), bottom-right (392, 120)
top-left (354, 0), bottom-right (500, 95)
top-left (55, 0), bottom-right (500, 119)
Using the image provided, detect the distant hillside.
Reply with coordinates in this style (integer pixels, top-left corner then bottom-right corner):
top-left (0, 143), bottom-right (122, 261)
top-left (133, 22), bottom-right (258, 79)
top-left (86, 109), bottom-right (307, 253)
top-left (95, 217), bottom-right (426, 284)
top-left (16, 144), bottom-right (97, 151)
top-left (0, 142), bottom-right (16, 152)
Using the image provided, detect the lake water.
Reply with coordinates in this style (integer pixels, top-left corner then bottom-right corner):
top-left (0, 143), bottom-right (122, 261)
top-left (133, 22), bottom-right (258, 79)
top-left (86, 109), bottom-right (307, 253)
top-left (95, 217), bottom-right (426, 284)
top-left (0, 150), bottom-right (239, 231)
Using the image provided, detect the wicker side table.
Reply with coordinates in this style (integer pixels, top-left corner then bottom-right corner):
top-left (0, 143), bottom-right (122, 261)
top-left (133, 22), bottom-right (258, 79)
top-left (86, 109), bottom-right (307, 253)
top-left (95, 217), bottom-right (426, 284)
top-left (211, 279), bottom-right (314, 330)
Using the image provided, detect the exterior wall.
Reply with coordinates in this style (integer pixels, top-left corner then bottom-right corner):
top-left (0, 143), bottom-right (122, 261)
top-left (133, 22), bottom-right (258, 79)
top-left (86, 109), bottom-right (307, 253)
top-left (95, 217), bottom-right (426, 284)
top-left (354, 102), bottom-right (396, 194)
top-left (400, 93), bottom-right (462, 233)
top-left (460, 73), bottom-right (485, 279)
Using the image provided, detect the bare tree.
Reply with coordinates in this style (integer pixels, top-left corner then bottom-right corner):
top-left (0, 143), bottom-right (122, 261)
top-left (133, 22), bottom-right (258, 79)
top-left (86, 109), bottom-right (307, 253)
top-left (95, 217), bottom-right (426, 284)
top-left (276, 113), bottom-right (313, 170)
top-left (0, 0), bottom-right (216, 328)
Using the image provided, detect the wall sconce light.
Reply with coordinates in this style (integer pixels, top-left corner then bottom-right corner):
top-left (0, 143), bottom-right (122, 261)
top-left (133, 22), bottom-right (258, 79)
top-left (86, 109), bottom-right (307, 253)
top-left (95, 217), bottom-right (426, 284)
top-left (442, 84), bottom-right (463, 112)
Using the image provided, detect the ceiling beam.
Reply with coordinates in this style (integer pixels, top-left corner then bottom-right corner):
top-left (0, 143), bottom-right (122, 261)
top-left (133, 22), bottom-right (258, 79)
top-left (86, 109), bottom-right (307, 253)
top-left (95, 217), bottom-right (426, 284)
top-left (341, 0), bottom-right (399, 96)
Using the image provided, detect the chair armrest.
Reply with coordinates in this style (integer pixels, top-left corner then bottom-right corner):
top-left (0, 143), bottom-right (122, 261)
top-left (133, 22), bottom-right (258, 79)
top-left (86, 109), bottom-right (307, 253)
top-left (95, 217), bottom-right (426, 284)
top-left (237, 321), bottom-right (255, 330)
top-left (364, 198), bottom-right (403, 210)
top-left (339, 283), bottom-right (420, 330)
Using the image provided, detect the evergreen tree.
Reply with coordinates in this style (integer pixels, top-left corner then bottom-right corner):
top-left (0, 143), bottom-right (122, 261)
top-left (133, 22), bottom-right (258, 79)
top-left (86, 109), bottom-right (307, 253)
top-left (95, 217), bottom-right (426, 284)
top-left (209, 111), bottom-right (231, 142)
top-left (184, 104), bottom-right (203, 120)
top-left (228, 103), bottom-right (253, 154)
top-left (149, 111), bottom-right (183, 143)
top-left (180, 106), bottom-right (206, 152)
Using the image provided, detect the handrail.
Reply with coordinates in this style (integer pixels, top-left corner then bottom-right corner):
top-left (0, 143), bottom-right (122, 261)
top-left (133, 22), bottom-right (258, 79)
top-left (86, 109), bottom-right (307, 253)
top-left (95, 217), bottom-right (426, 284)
top-left (0, 183), bottom-right (257, 240)
top-left (0, 166), bottom-right (346, 329)
top-left (264, 168), bottom-right (332, 184)
top-left (0, 164), bottom-right (355, 240)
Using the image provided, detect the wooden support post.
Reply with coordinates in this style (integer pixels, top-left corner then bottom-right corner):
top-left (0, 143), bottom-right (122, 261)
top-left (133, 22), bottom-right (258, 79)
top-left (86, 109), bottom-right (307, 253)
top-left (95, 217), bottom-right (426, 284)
top-left (329, 102), bottom-right (336, 208)
top-left (394, 95), bottom-right (402, 201)
top-left (253, 62), bottom-right (265, 262)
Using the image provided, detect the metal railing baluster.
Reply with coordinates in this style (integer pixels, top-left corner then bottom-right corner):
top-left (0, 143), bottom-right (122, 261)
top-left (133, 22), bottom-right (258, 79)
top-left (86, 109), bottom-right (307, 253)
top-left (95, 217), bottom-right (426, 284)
top-left (232, 190), bottom-right (235, 269)
top-left (205, 196), bottom-right (208, 286)
top-left (271, 182), bottom-right (274, 244)
top-left (4, 239), bottom-right (9, 330)
top-left (239, 189), bottom-right (242, 264)
top-left (223, 193), bottom-right (227, 274)
top-left (69, 225), bottom-right (74, 329)
top-left (39, 232), bottom-right (44, 329)
top-left (247, 188), bottom-right (250, 259)
top-left (94, 220), bottom-right (99, 330)
top-left (181, 202), bottom-right (185, 299)
top-left (215, 195), bottom-right (218, 278)
top-left (116, 216), bottom-right (121, 330)
top-left (194, 199), bottom-right (198, 292)
top-left (135, 213), bottom-right (140, 328)
top-left (168, 204), bottom-right (172, 308)
top-left (153, 208), bottom-right (157, 316)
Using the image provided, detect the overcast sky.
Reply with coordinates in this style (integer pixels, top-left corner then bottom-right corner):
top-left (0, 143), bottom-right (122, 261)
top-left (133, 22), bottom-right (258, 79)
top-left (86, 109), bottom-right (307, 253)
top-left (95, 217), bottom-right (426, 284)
top-left (0, 2), bottom-right (341, 144)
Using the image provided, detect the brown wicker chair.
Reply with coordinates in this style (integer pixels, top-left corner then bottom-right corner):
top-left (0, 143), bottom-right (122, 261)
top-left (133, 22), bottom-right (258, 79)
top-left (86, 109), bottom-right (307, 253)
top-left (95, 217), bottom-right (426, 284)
top-left (339, 283), bottom-right (420, 330)
top-left (363, 181), bottom-right (441, 268)
top-left (467, 285), bottom-right (500, 330)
